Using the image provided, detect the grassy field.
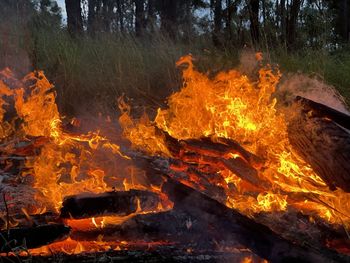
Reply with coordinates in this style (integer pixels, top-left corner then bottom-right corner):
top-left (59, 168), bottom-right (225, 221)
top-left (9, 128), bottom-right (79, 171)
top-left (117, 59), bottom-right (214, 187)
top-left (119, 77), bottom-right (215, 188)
top-left (1, 26), bottom-right (350, 115)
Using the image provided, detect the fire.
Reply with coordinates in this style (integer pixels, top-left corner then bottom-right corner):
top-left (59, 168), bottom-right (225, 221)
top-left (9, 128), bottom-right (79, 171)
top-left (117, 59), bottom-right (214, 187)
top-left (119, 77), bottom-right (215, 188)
top-left (1, 55), bottom-right (350, 257)
top-left (119, 54), bottom-right (350, 227)
top-left (0, 69), bottom-right (171, 254)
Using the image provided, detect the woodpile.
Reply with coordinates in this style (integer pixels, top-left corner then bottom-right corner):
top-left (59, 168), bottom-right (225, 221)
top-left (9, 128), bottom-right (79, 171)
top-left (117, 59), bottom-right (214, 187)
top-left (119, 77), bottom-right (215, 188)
top-left (0, 96), bottom-right (350, 263)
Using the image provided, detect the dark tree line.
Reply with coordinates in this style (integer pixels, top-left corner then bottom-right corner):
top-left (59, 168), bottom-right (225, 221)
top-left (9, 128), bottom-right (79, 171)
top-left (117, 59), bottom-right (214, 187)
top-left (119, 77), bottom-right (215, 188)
top-left (63, 0), bottom-right (350, 49)
top-left (1, 0), bottom-right (349, 51)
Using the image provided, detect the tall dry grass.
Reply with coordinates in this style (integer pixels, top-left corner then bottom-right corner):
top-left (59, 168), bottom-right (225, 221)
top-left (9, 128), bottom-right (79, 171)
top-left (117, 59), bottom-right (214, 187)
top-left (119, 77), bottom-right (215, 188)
top-left (2, 23), bottom-right (349, 115)
top-left (31, 29), bottom-right (241, 116)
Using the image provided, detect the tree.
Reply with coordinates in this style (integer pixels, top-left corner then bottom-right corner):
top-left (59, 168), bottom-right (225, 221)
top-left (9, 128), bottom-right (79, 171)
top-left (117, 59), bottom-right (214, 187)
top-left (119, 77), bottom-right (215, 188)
top-left (65, 0), bottom-right (83, 36)
top-left (247, 0), bottom-right (259, 47)
top-left (135, 0), bottom-right (146, 36)
top-left (212, 0), bottom-right (222, 46)
top-left (159, 0), bottom-right (178, 39)
top-left (286, 0), bottom-right (302, 49)
top-left (328, 0), bottom-right (350, 42)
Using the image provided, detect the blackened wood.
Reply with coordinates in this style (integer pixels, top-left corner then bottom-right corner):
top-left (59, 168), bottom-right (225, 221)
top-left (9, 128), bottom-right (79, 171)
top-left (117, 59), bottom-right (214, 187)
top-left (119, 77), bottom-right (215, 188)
top-left (1, 249), bottom-right (259, 263)
top-left (296, 96), bottom-right (350, 130)
top-left (288, 114), bottom-right (350, 192)
top-left (60, 190), bottom-right (161, 219)
top-left (161, 174), bottom-right (346, 262)
top-left (134, 156), bottom-right (348, 263)
top-left (0, 224), bottom-right (70, 252)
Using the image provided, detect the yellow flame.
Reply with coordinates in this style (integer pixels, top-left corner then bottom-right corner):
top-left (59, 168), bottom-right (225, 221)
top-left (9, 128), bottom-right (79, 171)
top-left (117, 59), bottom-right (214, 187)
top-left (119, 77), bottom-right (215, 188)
top-left (120, 55), bottom-right (350, 226)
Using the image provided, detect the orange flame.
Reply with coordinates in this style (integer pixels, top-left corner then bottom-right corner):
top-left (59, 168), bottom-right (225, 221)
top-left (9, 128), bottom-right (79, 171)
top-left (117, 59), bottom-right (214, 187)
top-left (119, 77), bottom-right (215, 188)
top-left (119, 55), bottom-right (350, 226)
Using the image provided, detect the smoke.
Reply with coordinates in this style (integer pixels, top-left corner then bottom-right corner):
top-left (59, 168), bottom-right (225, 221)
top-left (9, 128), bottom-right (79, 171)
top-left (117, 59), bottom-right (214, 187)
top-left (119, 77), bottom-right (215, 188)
top-left (237, 49), bottom-right (349, 114)
top-left (0, 1), bottom-right (34, 76)
top-left (238, 48), bottom-right (261, 76)
top-left (278, 73), bottom-right (349, 114)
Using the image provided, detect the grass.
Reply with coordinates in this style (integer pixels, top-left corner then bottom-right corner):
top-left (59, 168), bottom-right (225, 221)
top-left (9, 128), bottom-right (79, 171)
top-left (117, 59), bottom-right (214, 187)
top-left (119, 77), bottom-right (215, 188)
top-left (1, 25), bottom-right (350, 115)
top-left (270, 48), bottom-right (350, 106)
top-left (31, 30), bottom-right (185, 115)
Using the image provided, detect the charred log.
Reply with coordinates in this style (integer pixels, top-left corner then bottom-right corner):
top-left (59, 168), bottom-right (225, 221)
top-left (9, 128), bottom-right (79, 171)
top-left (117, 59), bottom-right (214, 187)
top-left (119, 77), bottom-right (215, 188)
top-left (173, 151), bottom-right (266, 190)
top-left (162, 173), bottom-right (347, 262)
top-left (154, 128), bottom-right (265, 187)
top-left (296, 96), bottom-right (350, 130)
top-left (60, 190), bottom-right (161, 219)
top-left (288, 108), bottom-right (350, 192)
top-left (0, 224), bottom-right (70, 252)
top-left (1, 249), bottom-right (259, 263)
top-left (134, 156), bottom-right (348, 263)
top-left (158, 127), bottom-right (265, 169)
top-left (181, 137), bottom-right (265, 169)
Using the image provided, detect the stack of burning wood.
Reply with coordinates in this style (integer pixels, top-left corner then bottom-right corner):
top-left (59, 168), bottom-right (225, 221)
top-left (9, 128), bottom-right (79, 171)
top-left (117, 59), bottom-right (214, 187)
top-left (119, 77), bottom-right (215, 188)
top-left (0, 68), bottom-right (350, 262)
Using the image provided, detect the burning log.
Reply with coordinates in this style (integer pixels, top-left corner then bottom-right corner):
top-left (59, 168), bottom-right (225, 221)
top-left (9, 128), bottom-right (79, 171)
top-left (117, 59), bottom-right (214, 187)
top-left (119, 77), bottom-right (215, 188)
top-left (60, 190), bottom-right (161, 219)
top-left (155, 128), bottom-right (266, 189)
top-left (134, 156), bottom-right (349, 263)
top-left (288, 100), bottom-right (350, 192)
top-left (159, 127), bottom-right (265, 168)
top-left (181, 137), bottom-right (265, 169)
top-left (0, 224), bottom-right (70, 252)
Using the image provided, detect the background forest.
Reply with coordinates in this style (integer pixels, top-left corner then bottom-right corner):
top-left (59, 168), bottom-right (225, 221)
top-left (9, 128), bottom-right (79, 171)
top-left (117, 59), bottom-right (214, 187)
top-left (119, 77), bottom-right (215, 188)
top-left (0, 0), bottom-right (349, 114)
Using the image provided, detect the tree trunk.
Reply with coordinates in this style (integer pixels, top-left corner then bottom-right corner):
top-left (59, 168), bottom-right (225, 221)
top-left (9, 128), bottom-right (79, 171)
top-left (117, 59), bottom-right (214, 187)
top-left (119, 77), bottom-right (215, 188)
top-left (65, 0), bottom-right (83, 36)
top-left (262, 0), bottom-right (266, 28)
top-left (286, 0), bottom-right (301, 49)
top-left (146, 0), bottom-right (156, 32)
top-left (248, 0), bottom-right (259, 48)
top-left (183, 0), bottom-right (193, 43)
top-left (212, 0), bottom-right (222, 46)
top-left (117, 0), bottom-right (124, 32)
top-left (280, 0), bottom-right (286, 45)
top-left (160, 0), bottom-right (177, 39)
top-left (225, 0), bottom-right (237, 41)
top-left (101, 0), bottom-right (114, 32)
top-left (135, 0), bottom-right (145, 36)
top-left (87, 0), bottom-right (97, 34)
top-left (339, 0), bottom-right (350, 42)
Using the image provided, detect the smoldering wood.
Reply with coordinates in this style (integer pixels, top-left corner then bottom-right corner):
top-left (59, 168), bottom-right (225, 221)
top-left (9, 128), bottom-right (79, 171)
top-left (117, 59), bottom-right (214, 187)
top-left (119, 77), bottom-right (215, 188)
top-left (60, 190), bottom-right (161, 219)
top-left (156, 126), bottom-right (265, 169)
top-left (133, 155), bottom-right (349, 263)
top-left (2, 249), bottom-right (260, 263)
top-left (296, 96), bottom-right (350, 130)
top-left (69, 210), bottom-right (253, 255)
top-left (0, 212), bottom-right (61, 230)
top-left (176, 151), bottom-right (266, 190)
top-left (0, 224), bottom-right (70, 252)
top-left (288, 112), bottom-right (350, 192)
top-left (162, 174), bottom-right (347, 262)
top-left (182, 137), bottom-right (265, 169)
top-left (154, 128), bottom-right (265, 189)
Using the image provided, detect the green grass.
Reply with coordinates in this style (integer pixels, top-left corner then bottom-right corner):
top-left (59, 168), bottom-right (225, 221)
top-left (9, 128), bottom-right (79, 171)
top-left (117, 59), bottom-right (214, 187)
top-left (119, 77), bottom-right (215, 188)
top-left (31, 31), bottom-right (185, 114)
top-left (270, 48), bottom-right (350, 106)
top-left (30, 29), bottom-right (240, 116)
top-left (2, 25), bottom-right (350, 115)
